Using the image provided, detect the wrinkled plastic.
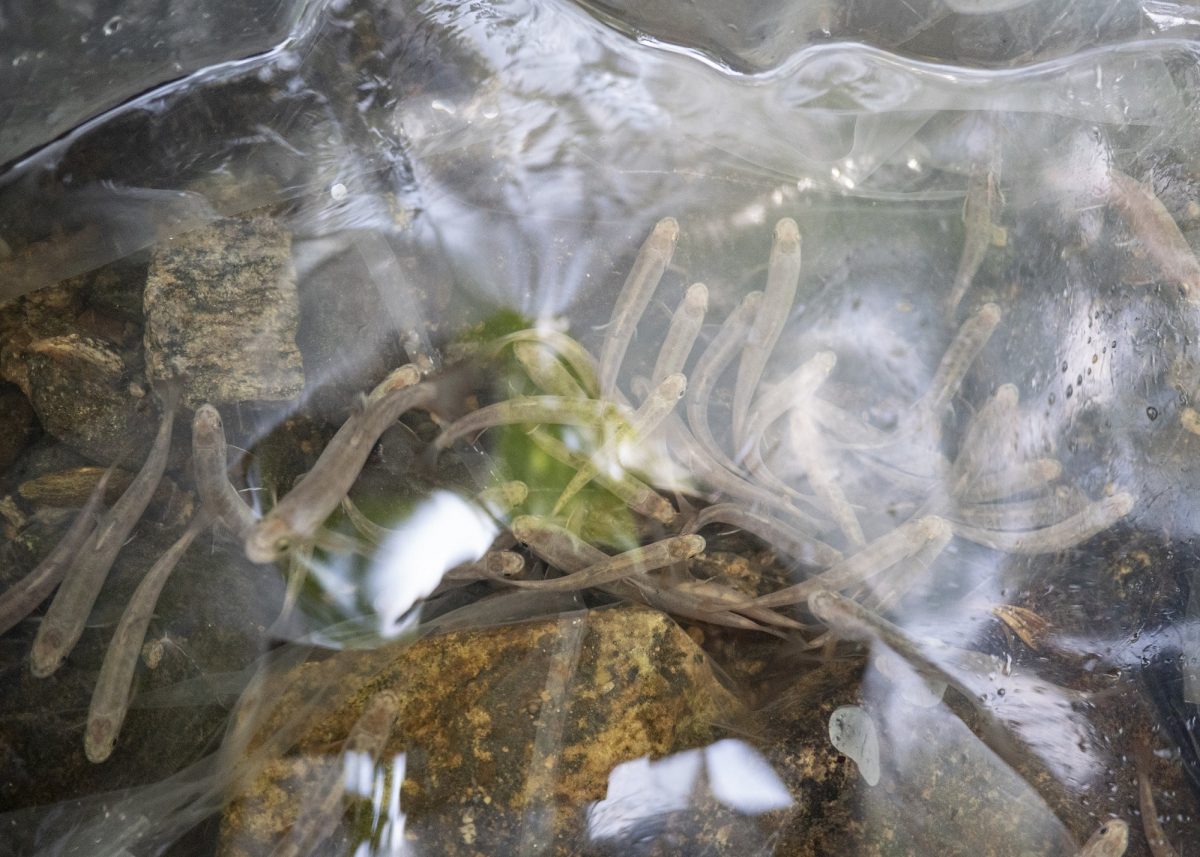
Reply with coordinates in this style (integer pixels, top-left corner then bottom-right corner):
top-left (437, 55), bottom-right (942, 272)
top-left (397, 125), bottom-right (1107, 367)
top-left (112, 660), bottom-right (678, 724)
top-left (2, 0), bottom-right (1199, 854)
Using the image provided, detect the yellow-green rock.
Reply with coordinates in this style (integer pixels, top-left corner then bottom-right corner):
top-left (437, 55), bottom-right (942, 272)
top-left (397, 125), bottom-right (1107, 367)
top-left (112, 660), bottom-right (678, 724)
top-left (219, 605), bottom-right (742, 856)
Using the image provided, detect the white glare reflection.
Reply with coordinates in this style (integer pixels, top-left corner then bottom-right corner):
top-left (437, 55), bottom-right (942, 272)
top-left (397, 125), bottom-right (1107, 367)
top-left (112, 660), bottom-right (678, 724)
top-left (350, 753), bottom-right (407, 857)
top-left (369, 490), bottom-right (498, 635)
top-left (705, 739), bottom-right (795, 813)
top-left (587, 740), bottom-right (791, 841)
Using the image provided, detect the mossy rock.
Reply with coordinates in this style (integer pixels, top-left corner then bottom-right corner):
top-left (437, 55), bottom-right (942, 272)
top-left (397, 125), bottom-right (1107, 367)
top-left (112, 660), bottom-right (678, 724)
top-left (220, 605), bottom-right (744, 856)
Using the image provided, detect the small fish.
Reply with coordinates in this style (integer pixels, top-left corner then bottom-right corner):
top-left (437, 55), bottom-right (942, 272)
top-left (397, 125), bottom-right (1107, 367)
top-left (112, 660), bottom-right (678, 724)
top-left (752, 516), bottom-right (950, 610)
top-left (1135, 739), bottom-right (1180, 857)
top-left (916, 302), bottom-right (1002, 420)
top-left (650, 282), bottom-right (708, 385)
top-left (686, 290), bottom-right (764, 477)
top-left (527, 428), bottom-right (676, 524)
top-left (433, 395), bottom-right (631, 453)
top-left (598, 217), bottom-right (679, 397)
top-left (959, 457), bottom-right (1061, 503)
top-left (733, 218), bottom-right (802, 446)
top-left (552, 373), bottom-right (686, 514)
top-left (1108, 168), bottom-right (1200, 302)
top-left (1075, 819), bottom-right (1128, 857)
top-left (513, 342), bottom-right (587, 398)
top-left (511, 516), bottom-right (777, 633)
top-left (192, 404), bottom-right (257, 540)
top-left (31, 390), bottom-right (179, 677)
top-left (947, 162), bottom-right (1006, 316)
top-left (739, 351), bottom-right (837, 458)
top-left (272, 689), bottom-right (401, 857)
top-left (245, 375), bottom-right (433, 563)
top-left (683, 502), bottom-right (841, 569)
top-left (786, 409), bottom-right (865, 548)
top-left (949, 383), bottom-right (1019, 498)
top-left (85, 509), bottom-right (213, 763)
top-left (0, 461), bottom-right (117, 637)
top-left (490, 329), bottom-right (600, 398)
top-left (497, 535), bottom-right (703, 591)
top-left (954, 486), bottom-right (1087, 531)
top-left (443, 550), bottom-right (525, 582)
top-left (950, 492), bottom-right (1133, 554)
top-left (661, 409), bottom-right (825, 533)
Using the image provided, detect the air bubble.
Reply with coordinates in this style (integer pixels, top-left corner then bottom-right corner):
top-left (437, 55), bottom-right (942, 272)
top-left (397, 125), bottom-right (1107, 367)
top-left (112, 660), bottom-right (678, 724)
top-left (103, 16), bottom-right (122, 35)
top-left (1146, 406), bottom-right (1159, 421)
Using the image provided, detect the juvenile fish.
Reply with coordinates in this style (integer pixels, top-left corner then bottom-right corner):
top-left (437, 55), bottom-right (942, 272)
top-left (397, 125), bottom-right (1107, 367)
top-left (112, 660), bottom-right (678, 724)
top-left (686, 290), bottom-right (763, 475)
top-left (739, 353), bottom-right (841, 512)
top-left (661, 411), bottom-right (826, 533)
top-left (497, 535), bottom-right (703, 591)
top-left (245, 378), bottom-right (434, 563)
top-left (513, 342), bottom-right (587, 398)
top-left (1075, 819), bottom-right (1128, 857)
top-left (85, 509), bottom-right (213, 763)
top-left (786, 409), bottom-right (865, 548)
top-left (31, 391), bottom-right (179, 677)
top-left (1136, 748), bottom-right (1180, 857)
top-left (527, 428), bottom-right (676, 524)
top-left (476, 480), bottom-right (529, 520)
top-left (959, 457), bottom-right (1061, 503)
top-left (953, 486), bottom-right (1087, 532)
top-left (491, 329), bottom-right (600, 397)
top-left (739, 351), bottom-right (837, 460)
top-left (683, 503), bottom-right (842, 568)
top-left (0, 462), bottom-right (116, 637)
top-left (916, 302), bottom-right (1002, 420)
top-left (1108, 168), bottom-right (1200, 302)
top-left (733, 218), bottom-right (802, 445)
top-left (433, 395), bottom-right (631, 453)
top-left (444, 551), bottom-right (525, 581)
top-left (598, 217), bottom-right (679, 397)
top-left (552, 373), bottom-right (686, 514)
top-left (948, 384), bottom-right (1020, 502)
top-left (192, 404), bottom-right (257, 540)
top-left (950, 492), bottom-right (1133, 554)
top-left (651, 282), bottom-right (708, 385)
top-left (752, 516), bottom-right (951, 610)
top-left (670, 580), bottom-right (811, 631)
top-left (947, 162), bottom-right (1005, 316)
top-left (511, 516), bottom-right (777, 633)
top-left (272, 689), bottom-right (402, 857)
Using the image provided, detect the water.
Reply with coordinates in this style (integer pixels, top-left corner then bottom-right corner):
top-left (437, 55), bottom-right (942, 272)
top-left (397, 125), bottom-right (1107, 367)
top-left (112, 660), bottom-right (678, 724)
top-left (1, 0), bottom-right (1199, 854)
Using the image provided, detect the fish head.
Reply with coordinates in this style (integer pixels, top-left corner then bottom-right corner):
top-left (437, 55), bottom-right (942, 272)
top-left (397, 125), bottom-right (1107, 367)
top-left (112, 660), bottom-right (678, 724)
top-left (191, 404), bottom-right (224, 450)
top-left (245, 517), bottom-right (295, 563)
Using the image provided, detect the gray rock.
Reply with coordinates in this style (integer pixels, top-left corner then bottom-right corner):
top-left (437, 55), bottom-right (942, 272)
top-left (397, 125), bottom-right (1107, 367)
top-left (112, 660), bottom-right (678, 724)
top-left (144, 212), bottom-right (305, 408)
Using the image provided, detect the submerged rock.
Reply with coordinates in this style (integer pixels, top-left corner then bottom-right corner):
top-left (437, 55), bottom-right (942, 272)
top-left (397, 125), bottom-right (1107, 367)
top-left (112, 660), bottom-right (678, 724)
top-left (0, 383), bottom-right (36, 475)
top-left (4, 333), bottom-right (158, 463)
top-left (219, 606), bottom-right (743, 857)
top-left (18, 465), bottom-right (191, 525)
top-left (143, 212), bottom-right (304, 408)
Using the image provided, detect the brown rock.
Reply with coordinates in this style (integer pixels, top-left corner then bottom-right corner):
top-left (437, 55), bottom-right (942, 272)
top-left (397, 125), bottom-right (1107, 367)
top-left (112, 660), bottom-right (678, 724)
top-left (219, 606), bottom-right (742, 856)
top-left (18, 465), bottom-right (192, 525)
top-left (12, 333), bottom-right (158, 463)
top-left (144, 212), bottom-right (304, 408)
top-left (0, 382), bottom-right (36, 474)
